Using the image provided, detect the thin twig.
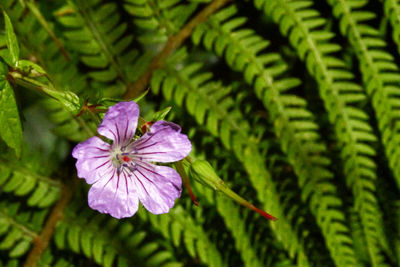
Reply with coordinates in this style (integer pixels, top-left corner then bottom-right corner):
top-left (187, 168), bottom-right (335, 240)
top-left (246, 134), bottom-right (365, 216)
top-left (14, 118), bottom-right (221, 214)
top-left (123, 0), bottom-right (232, 99)
top-left (23, 181), bottom-right (75, 267)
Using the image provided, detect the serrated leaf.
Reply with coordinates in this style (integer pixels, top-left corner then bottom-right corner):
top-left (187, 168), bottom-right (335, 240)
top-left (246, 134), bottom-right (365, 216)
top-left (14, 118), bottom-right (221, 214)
top-left (0, 62), bottom-right (22, 157)
top-left (3, 11), bottom-right (19, 66)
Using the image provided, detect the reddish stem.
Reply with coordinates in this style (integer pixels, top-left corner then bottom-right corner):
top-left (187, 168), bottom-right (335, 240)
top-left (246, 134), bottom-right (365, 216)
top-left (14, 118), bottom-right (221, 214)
top-left (183, 177), bottom-right (199, 206)
top-left (249, 204), bottom-right (277, 221)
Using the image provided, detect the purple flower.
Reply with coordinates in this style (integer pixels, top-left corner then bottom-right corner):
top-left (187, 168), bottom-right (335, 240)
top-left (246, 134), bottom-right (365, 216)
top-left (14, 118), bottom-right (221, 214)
top-left (72, 101), bottom-right (192, 219)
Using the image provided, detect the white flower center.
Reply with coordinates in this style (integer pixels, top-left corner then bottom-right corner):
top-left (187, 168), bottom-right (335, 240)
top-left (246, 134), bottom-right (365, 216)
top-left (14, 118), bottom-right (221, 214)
top-left (111, 145), bottom-right (139, 174)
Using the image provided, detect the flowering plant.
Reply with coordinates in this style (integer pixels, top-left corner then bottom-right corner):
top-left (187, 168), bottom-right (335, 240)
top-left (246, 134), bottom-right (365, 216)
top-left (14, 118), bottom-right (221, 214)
top-left (72, 101), bottom-right (191, 218)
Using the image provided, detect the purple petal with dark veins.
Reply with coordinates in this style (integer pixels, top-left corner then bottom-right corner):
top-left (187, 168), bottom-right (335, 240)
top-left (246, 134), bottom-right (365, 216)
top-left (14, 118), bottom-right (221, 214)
top-left (88, 169), bottom-right (139, 219)
top-left (132, 120), bottom-right (191, 163)
top-left (133, 163), bottom-right (182, 214)
top-left (72, 136), bottom-right (112, 184)
top-left (97, 101), bottom-right (139, 145)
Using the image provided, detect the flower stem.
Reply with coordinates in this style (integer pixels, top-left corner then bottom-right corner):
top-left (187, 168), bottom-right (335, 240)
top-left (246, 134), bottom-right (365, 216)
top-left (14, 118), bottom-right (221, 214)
top-left (10, 71), bottom-right (54, 94)
top-left (175, 160), bottom-right (199, 206)
top-left (189, 159), bottom-right (277, 221)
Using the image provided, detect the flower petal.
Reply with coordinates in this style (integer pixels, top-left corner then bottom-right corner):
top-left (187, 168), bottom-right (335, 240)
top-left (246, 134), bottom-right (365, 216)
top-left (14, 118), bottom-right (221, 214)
top-left (72, 136), bottom-right (112, 184)
top-left (132, 120), bottom-right (191, 163)
top-left (98, 101), bottom-right (139, 145)
top-left (133, 163), bottom-right (182, 214)
top-left (88, 170), bottom-right (139, 219)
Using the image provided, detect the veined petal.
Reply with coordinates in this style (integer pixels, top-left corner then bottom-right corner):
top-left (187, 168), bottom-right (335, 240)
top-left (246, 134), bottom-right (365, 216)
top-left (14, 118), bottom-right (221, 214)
top-left (72, 136), bottom-right (112, 184)
top-left (133, 163), bottom-right (182, 214)
top-left (133, 120), bottom-right (191, 163)
top-left (98, 101), bottom-right (139, 145)
top-left (88, 170), bottom-right (139, 219)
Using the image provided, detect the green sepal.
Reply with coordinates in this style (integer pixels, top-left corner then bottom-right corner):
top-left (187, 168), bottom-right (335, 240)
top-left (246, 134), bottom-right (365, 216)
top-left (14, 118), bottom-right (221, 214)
top-left (152, 106), bottom-right (172, 121)
top-left (99, 88), bottom-right (149, 107)
top-left (43, 89), bottom-right (80, 114)
top-left (188, 159), bottom-right (249, 205)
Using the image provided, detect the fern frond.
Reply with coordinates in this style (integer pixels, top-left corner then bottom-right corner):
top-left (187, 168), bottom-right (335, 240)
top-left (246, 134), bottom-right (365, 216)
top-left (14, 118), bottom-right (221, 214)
top-left (124, 0), bottom-right (197, 45)
top-left (55, 199), bottom-right (181, 267)
top-left (192, 5), bottom-right (358, 266)
top-left (40, 99), bottom-right (93, 142)
top-left (0, 201), bottom-right (46, 259)
top-left (0, 157), bottom-right (61, 208)
top-left (38, 248), bottom-right (75, 267)
top-left (327, 0), bottom-right (400, 194)
top-left (55, 0), bottom-right (145, 95)
top-left (151, 49), bottom-right (313, 266)
top-left (216, 194), bottom-right (284, 267)
top-left (139, 204), bottom-right (225, 267)
top-left (254, 0), bottom-right (388, 265)
top-left (384, 0), bottom-right (400, 56)
top-left (348, 207), bottom-right (370, 264)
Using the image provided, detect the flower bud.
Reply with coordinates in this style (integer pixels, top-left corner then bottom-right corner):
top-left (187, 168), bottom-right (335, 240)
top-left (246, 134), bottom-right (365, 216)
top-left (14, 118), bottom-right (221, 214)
top-left (188, 159), bottom-right (223, 190)
top-left (189, 159), bottom-right (277, 221)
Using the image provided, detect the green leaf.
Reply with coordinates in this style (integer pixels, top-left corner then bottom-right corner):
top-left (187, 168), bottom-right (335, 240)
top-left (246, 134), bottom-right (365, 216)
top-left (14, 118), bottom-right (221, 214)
top-left (0, 62), bottom-right (22, 157)
top-left (0, 49), bottom-right (14, 67)
top-left (3, 11), bottom-right (19, 67)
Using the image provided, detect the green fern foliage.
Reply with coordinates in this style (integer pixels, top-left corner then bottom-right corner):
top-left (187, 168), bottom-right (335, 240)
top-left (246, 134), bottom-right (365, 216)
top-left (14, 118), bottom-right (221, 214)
top-left (1, 0), bottom-right (400, 266)
top-left (138, 204), bottom-right (224, 267)
top-left (37, 249), bottom-right (76, 267)
top-left (254, 0), bottom-right (389, 265)
top-left (192, 5), bottom-right (358, 266)
top-left (327, 0), bottom-right (400, 193)
top-left (0, 201), bottom-right (46, 259)
top-left (151, 49), bottom-right (313, 266)
top-left (55, 0), bottom-right (139, 95)
top-left (384, 0), bottom-right (400, 56)
top-left (124, 0), bottom-right (197, 45)
top-left (55, 199), bottom-right (181, 267)
top-left (0, 157), bottom-right (61, 208)
top-left (195, 180), bottom-right (289, 267)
